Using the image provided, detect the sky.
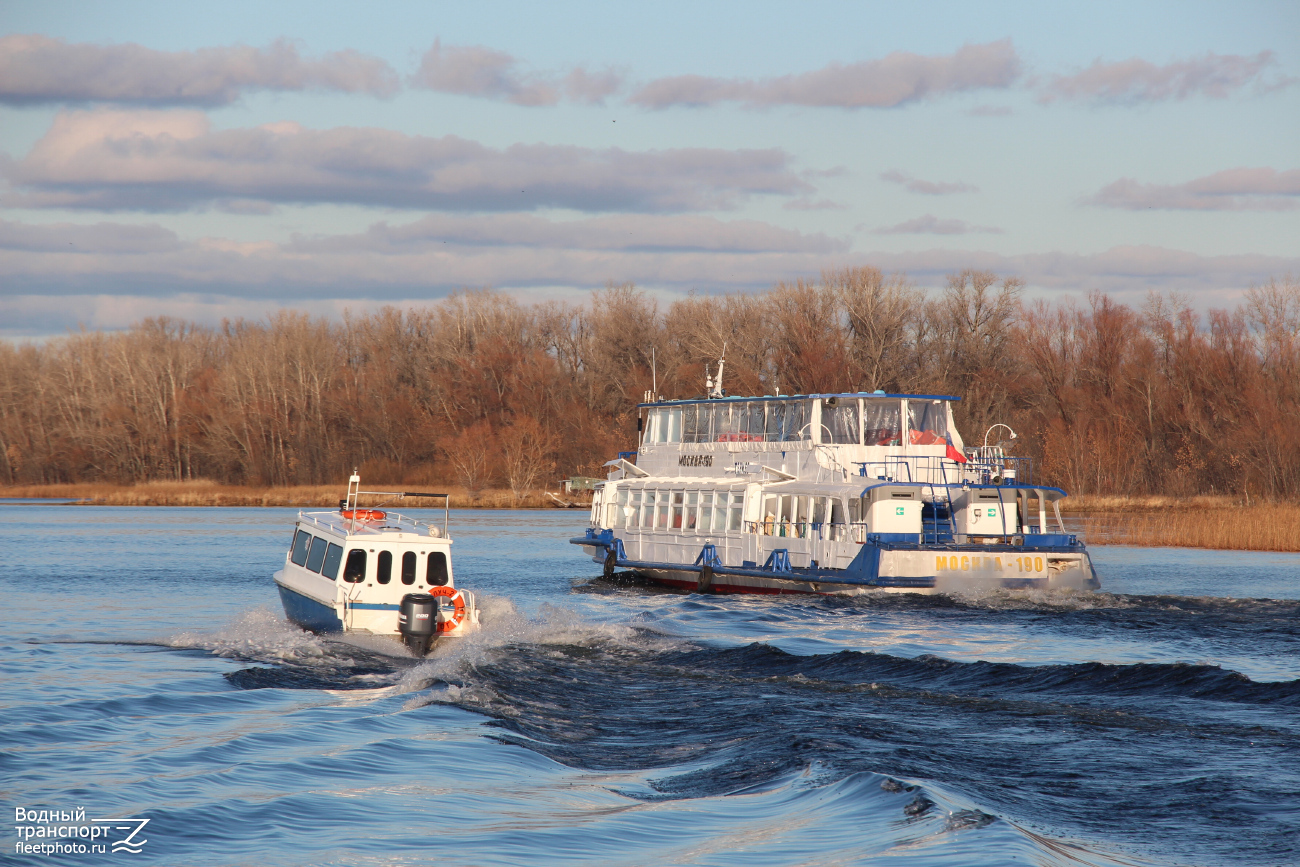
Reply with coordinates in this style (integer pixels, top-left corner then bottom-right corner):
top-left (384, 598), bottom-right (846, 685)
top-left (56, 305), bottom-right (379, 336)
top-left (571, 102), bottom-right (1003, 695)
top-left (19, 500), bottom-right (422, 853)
top-left (0, 0), bottom-right (1297, 338)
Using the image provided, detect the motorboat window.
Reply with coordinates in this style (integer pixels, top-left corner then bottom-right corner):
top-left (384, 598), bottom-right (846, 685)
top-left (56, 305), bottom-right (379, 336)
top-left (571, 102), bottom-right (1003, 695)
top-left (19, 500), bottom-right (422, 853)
top-left (823, 401), bottom-right (860, 444)
top-left (656, 492), bottom-right (670, 529)
top-left (305, 536), bottom-right (328, 573)
top-left (863, 399), bottom-right (903, 446)
top-left (377, 550), bottom-right (392, 584)
top-left (342, 549), bottom-right (366, 583)
top-left (671, 491), bottom-right (684, 529)
top-left (641, 491), bottom-right (655, 528)
top-left (291, 530), bottom-right (312, 567)
top-left (729, 493), bottom-right (744, 531)
top-left (685, 491), bottom-right (698, 530)
top-left (427, 552), bottom-right (449, 586)
top-left (401, 551), bottom-right (417, 585)
top-left (321, 543), bottom-right (343, 580)
top-left (908, 399), bottom-right (949, 445)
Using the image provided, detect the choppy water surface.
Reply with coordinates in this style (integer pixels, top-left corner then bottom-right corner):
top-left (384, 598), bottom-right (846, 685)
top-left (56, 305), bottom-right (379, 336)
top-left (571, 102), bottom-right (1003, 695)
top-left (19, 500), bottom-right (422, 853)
top-left (4, 505), bottom-right (1298, 866)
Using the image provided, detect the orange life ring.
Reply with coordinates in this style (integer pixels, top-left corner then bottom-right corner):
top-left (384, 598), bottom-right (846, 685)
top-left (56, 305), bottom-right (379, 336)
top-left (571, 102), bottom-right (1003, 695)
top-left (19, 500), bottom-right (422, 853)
top-left (341, 509), bottom-right (386, 522)
top-left (428, 585), bottom-right (467, 633)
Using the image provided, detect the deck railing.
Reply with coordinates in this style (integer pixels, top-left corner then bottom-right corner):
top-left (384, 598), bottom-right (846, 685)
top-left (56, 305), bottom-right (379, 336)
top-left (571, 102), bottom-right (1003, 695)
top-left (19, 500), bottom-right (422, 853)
top-left (298, 508), bottom-right (449, 538)
top-left (744, 520), bottom-right (876, 543)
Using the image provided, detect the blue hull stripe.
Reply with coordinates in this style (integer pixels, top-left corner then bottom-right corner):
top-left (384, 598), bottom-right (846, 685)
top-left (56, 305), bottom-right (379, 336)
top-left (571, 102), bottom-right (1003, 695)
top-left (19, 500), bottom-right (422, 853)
top-left (349, 602), bottom-right (400, 610)
top-left (277, 584), bottom-right (343, 633)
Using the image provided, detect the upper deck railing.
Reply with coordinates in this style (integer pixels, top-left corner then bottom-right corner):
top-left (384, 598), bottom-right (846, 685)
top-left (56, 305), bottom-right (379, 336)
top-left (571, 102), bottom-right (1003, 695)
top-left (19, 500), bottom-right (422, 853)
top-left (854, 450), bottom-right (1034, 487)
top-left (297, 508), bottom-right (450, 539)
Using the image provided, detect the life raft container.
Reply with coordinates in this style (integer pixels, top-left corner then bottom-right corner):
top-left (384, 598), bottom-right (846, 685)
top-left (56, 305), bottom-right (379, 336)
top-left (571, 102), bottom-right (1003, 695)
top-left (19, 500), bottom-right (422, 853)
top-left (341, 509), bottom-right (386, 522)
top-left (428, 585), bottom-right (467, 633)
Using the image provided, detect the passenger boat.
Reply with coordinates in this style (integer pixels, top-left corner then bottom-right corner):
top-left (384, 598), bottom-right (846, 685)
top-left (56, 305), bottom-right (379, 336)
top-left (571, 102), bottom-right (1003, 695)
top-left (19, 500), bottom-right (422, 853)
top-left (571, 362), bottom-right (1098, 595)
top-left (274, 474), bottom-right (479, 654)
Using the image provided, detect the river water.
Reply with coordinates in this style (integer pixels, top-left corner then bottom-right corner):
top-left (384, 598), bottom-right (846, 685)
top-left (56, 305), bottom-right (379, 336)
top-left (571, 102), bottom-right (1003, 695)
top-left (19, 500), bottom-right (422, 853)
top-left (4, 505), bottom-right (1298, 866)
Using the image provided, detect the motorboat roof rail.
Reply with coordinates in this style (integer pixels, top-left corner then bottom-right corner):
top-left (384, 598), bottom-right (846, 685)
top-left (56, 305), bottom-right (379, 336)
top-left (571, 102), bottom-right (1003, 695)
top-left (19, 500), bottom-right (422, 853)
top-left (337, 470), bottom-right (451, 536)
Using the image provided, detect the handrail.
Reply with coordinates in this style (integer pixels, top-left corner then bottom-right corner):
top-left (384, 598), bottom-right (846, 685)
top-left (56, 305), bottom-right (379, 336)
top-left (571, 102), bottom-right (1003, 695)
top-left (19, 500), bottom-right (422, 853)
top-left (298, 507), bottom-right (450, 539)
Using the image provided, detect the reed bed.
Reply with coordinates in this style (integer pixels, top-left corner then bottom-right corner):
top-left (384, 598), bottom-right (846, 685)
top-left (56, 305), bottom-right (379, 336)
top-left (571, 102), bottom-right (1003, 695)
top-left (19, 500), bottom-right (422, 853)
top-left (1065, 496), bottom-right (1300, 552)
top-left (1, 481), bottom-right (591, 511)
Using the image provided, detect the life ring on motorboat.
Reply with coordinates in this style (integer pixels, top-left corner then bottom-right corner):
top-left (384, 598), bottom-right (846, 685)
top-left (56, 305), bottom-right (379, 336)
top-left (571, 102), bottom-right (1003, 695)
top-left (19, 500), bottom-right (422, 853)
top-left (341, 508), bottom-right (386, 522)
top-left (428, 585), bottom-right (467, 633)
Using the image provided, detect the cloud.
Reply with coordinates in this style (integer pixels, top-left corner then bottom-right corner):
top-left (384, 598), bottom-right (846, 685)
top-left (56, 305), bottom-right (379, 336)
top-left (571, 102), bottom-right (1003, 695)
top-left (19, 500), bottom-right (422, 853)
top-left (5, 214), bottom-right (1292, 330)
top-left (0, 34), bottom-right (398, 106)
top-left (0, 218), bottom-right (181, 253)
top-left (782, 198), bottom-right (848, 211)
top-left (3, 109), bottom-right (811, 212)
top-left (289, 213), bottom-right (847, 255)
top-left (1087, 167), bottom-right (1300, 211)
top-left (875, 214), bottom-right (1001, 235)
top-left (410, 39), bottom-right (623, 105)
top-left (880, 170), bottom-right (977, 195)
top-left (968, 104), bottom-right (1012, 117)
top-left (1040, 51), bottom-right (1294, 104)
top-left (627, 40), bottom-right (1020, 109)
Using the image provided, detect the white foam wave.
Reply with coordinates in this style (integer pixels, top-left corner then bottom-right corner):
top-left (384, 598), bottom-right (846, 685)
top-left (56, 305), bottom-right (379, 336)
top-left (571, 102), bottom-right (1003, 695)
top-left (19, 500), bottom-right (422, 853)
top-left (398, 594), bottom-right (688, 708)
top-left (167, 606), bottom-right (333, 663)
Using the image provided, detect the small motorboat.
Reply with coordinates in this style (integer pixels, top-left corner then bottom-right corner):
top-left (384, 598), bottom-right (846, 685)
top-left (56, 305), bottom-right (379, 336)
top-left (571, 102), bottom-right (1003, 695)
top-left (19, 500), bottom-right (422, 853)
top-left (273, 473), bottom-right (479, 654)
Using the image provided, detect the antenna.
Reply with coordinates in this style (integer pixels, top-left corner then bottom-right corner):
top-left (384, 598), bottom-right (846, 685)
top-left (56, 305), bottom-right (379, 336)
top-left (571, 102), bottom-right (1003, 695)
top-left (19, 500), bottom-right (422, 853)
top-left (651, 346), bottom-right (657, 401)
top-left (708, 343), bottom-right (727, 399)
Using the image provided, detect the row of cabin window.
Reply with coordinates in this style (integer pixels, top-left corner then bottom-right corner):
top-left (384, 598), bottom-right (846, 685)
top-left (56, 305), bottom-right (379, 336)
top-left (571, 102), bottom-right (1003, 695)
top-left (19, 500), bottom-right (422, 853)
top-left (290, 529), bottom-right (448, 586)
top-left (607, 488), bottom-right (745, 532)
top-left (645, 398), bottom-right (949, 447)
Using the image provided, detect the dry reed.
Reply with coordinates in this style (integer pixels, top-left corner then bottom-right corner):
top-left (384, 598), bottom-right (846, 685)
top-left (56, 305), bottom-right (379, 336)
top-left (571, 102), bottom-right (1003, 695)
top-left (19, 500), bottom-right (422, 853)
top-left (1, 481), bottom-right (591, 511)
top-left (1065, 496), bottom-right (1300, 552)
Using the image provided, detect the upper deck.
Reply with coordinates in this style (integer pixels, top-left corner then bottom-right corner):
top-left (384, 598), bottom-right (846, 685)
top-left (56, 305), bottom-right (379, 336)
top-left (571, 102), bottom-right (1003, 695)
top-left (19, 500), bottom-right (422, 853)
top-left (638, 392), bottom-right (960, 449)
top-left (295, 508), bottom-right (451, 542)
top-left (628, 392), bottom-right (977, 484)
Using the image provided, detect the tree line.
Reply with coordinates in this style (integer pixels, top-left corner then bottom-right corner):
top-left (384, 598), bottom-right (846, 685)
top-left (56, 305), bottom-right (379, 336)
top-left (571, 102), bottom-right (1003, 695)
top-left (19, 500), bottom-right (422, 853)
top-left (2, 268), bottom-right (1298, 500)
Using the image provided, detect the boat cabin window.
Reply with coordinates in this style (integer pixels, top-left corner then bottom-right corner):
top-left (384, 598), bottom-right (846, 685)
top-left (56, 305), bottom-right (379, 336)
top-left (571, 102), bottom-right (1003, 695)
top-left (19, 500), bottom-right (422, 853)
top-left (321, 543), bottom-right (343, 581)
top-left (290, 530), bottom-right (312, 566)
top-left (343, 549), bottom-right (366, 583)
top-left (685, 491), bottom-right (698, 530)
top-left (908, 399), bottom-right (949, 445)
top-left (863, 399), bottom-right (903, 446)
top-left (648, 408), bottom-right (683, 444)
top-left (679, 400), bottom-right (813, 444)
top-left (822, 401), bottom-right (860, 444)
top-left (401, 551), bottom-right (417, 585)
top-left (305, 536), bottom-right (328, 573)
top-left (426, 552), bottom-right (449, 586)
top-left (376, 550), bottom-right (392, 584)
top-left (671, 491), bottom-right (684, 529)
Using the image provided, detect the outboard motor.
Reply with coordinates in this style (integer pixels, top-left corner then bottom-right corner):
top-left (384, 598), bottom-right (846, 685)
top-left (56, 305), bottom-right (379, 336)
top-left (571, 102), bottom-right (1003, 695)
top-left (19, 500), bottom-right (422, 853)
top-left (398, 593), bottom-right (438, 656)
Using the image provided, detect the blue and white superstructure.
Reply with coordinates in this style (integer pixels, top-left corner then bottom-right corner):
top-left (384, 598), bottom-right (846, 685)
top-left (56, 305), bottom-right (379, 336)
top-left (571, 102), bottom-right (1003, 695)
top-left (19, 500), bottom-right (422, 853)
top-left (274, 474), bottom-right (479, 648)
top-left (572, 364), bottom-right (1098, 595)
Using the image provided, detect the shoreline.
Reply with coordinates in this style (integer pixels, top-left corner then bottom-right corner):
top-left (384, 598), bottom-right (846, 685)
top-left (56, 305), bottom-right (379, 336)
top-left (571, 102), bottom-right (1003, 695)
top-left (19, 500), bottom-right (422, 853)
top-left (5, 485), bottom-right (1297, 553)
top-left (0, 482), bottom-right (591, 511)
